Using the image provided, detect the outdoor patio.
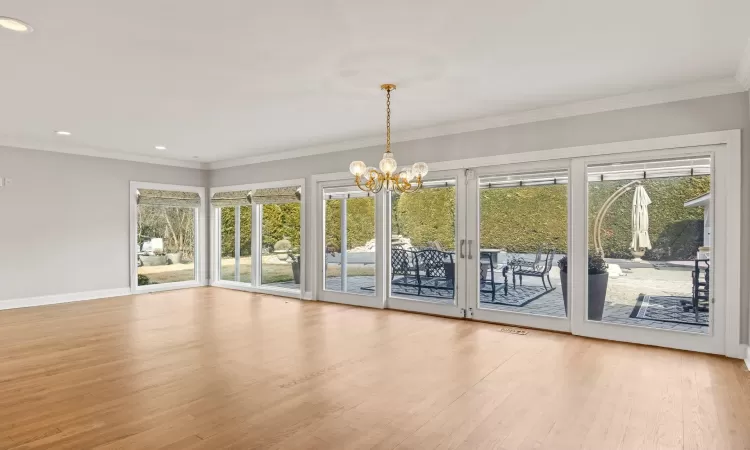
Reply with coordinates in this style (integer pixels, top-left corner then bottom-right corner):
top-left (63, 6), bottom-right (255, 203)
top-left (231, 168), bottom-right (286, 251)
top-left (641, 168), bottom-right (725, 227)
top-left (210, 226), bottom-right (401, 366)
top-left (321, 260), bottom-right (709, 334)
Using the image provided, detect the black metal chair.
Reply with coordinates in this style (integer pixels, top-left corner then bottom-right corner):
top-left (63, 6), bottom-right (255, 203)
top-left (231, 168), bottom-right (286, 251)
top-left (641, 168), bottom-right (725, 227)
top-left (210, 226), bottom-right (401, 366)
top-left (511, 249), bottom-right (556, 290)
top-left (391, 248), bottom-right (419, 289)
top-left (480, 251), bottom-right (508, 301)
top-left (682, 259), bottom-right (709, 322)
top-left (414, 249), bottom-right (454, 296)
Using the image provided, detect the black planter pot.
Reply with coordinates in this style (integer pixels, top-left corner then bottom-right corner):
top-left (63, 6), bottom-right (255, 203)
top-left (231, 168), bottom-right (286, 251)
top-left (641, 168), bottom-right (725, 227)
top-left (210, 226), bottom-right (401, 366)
top-left (560, 271), bottom-right (609, 320)
top-left (291, 262), bottom-right (301, 284)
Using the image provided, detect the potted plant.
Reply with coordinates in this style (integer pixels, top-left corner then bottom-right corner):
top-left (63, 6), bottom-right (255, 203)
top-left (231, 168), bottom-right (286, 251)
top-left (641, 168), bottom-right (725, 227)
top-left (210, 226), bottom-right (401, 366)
top-left (166, 249), bottom-right (183, 265)
top-left (558, 254), bottom-right (609, 320)
top-left (288, 251), bottom-right (301, 284)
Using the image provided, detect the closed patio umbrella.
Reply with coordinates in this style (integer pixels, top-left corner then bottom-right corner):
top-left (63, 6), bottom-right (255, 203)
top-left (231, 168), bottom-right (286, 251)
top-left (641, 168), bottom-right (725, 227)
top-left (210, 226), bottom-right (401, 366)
top-left (630, 184), bottom-right (652, 253)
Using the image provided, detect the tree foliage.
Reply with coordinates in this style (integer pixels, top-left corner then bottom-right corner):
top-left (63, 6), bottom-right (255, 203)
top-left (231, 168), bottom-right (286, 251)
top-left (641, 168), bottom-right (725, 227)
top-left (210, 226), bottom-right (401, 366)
top-left (137, 205), bottom-right (195, 259)
top-left (324, 197), bottom-right (376, 252)
top-left (589, 176), bottom-right (709, 259)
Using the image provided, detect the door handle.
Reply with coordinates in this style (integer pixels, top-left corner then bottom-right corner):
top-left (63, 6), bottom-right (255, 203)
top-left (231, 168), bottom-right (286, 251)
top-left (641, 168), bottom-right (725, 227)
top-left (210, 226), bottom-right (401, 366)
top-left (468, 240), bottom-right (473, 259)
top-left (459, 239), bottom-right (465, 258)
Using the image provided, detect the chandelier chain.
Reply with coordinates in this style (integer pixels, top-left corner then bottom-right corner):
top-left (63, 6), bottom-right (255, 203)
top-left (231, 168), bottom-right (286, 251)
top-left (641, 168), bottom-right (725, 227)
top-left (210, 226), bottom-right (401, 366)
top-left (385, 87), bottom-right (391, 153)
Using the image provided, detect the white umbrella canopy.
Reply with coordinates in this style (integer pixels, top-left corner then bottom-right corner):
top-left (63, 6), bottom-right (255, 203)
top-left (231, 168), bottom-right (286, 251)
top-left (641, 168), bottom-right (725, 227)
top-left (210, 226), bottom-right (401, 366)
top-left (630, 185), bottom-right (652, 250)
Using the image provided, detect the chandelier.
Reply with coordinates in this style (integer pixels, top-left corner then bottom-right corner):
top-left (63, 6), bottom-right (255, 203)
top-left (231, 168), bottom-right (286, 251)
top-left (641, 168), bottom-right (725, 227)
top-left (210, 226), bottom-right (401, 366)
top-left (349, 84), bottom-right (428, 193)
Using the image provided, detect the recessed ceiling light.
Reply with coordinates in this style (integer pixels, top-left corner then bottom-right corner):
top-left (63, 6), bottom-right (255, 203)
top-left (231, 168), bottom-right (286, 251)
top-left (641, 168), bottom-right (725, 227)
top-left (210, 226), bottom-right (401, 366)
top-left (155, 145), bottom-right (167, 150)
top-left (54, 130), bottom-right (71, 136)
top-left (0, 17), bottom-right (33, 33)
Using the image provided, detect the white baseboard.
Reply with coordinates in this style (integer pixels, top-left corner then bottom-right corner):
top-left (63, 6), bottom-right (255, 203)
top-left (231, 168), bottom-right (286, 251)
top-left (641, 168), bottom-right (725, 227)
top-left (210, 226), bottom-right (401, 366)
top-left (0, 288), bottom-right (131, 311)
top-left (745, 346), bottom-right (750, 371)
top-left (303, 291), bottom-right (314, 300)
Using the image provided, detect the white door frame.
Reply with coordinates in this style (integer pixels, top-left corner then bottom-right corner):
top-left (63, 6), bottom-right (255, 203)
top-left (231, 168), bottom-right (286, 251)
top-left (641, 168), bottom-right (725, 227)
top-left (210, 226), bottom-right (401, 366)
top-left (209, 178), bottom-right (305, 299)
top-left (385, 169), bottom-right (467, 318)
top-left (313, 178), bottom-right (385, 309)
top-left (129, 181), bottom-right (207, 293)
top-left (570, 144), bottom-right (736, 355)
top-left (465, 159), bottom-right (572, 332)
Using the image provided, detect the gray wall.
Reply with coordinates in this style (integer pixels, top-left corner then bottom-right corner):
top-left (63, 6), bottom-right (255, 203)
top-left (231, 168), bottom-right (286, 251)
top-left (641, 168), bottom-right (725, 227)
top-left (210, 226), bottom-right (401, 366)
top-left (0, 147), bottom-right (208, 300)
top-left (210, 92), bottom-right (750, 343)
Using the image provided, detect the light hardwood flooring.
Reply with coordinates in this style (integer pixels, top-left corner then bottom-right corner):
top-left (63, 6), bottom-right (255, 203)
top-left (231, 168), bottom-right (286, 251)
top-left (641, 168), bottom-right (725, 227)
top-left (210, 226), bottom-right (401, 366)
top-left (0, 287), bottom-right (748, 449)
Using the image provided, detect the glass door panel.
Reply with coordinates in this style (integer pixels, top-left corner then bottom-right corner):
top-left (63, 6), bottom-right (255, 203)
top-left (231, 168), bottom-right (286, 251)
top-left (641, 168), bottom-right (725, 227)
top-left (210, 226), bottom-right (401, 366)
top-left (585, 156), bottom-right (713, 334)
top-left (322, 188), bottom-right (376, 297)
top-left (387, 173), bottom-right (466, 318)
top-left (260, 201), bottom-right (301, 292)
top-left (466, 167), bottom-right (571, 332)
top-left (218, 205), bottom-right (253, 283)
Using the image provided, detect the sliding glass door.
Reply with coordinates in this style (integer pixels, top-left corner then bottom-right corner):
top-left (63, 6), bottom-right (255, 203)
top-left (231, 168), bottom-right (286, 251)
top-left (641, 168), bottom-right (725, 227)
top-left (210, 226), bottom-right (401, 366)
top-left (573, 149), bottom-right (726, 354)
top-left (318, 184), bottom-right (382, 308)
top-left (210, 182), bottom-right (304, 297)
top-left (385, 170), bottom-right (467, 318)
top-left (311, 132), bottom-right (738, 355)
top-left (465, 164), bottom-right (571, 331)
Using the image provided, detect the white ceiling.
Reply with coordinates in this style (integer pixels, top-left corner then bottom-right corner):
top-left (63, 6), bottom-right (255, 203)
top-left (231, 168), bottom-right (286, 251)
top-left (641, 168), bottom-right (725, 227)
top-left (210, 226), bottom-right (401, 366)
top-left (1, 0), bottom-right (749, 166)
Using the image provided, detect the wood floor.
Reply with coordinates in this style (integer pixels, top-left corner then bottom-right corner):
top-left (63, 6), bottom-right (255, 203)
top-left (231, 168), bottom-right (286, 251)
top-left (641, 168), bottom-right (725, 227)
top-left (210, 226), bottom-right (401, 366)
top-left (0, 288), bottom-right (748, 449)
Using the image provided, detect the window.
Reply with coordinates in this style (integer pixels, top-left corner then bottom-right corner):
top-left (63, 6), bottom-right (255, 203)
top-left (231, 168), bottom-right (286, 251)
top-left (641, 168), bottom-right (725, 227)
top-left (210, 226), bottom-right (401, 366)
top-left (323, 187), bottom-right (376, 296)
top-left (213, 191), bottom-right (253, 283)
top-left (477, 171), bottom-right (568, 317)
top-left (586, 157), bottom-right (712, 334)
top-left (135, 188), bottom-right (200, 288)
top-left (389, 179), bottom-right (457, 303)
top-left (212, 184), bottom-right (302, 294)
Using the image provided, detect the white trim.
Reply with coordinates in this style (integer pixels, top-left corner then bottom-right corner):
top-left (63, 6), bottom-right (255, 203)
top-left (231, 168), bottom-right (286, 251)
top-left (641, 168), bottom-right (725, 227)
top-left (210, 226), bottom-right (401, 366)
top-left (0, 288), bottom-right (131, 311)
top-left (210, 78), bottom-right (743, 169)
top-left (310, 131), bottom-right (733, 184)
top-left (736, 40), bottom-right (750, 90)
top-left (210, 281), bottom-right (303, 300)
top-left (0, 140), bottom-right (207, 169)
top-left (130, 181), bottom-right (207, 294)
top-left (745, 346), bottom-right (750, 371)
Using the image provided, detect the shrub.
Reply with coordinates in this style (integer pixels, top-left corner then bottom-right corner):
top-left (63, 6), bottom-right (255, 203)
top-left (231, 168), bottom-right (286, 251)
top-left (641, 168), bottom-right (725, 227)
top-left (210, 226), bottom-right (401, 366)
top-left (557, 255), bottom-right (608, 275)
top-left (137, 274), bottom-right (150, 286)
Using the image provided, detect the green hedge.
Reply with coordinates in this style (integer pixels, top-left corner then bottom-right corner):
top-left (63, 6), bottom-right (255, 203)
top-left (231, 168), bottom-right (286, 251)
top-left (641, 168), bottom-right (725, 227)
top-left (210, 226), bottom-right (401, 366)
top-left (224, 176), bottom-right (709, 261)
top-left (324, 197), bottom-right (376, 252)
top-left (589, 176), bottom-right (709, 260)
top-left (220, 203), bottom-right (300, 257)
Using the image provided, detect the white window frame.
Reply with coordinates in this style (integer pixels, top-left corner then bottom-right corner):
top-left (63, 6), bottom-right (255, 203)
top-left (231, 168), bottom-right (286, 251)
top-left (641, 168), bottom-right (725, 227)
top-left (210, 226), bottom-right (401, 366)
top-left (129, 181), bottom-right (207, 293)
top-left (313, 179), bottom-right (385, 309)
top-left (209, 178), bottom-right (305, 299)
top-left (306, 130), bottom-right (743, 358)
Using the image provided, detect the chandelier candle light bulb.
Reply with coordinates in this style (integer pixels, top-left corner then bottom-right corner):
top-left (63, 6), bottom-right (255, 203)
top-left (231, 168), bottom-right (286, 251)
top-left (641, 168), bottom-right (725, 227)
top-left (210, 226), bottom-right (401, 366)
top-left (349, 84), bottom-right (428, 193)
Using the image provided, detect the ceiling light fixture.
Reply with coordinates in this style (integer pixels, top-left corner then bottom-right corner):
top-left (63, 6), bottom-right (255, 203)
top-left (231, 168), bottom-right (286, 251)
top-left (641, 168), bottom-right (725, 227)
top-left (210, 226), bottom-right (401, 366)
top-left (54, 130), bottom-right (71, 136)
top-left (0, 17), bottom-right (33, 33)
top-left (349, 84), bottom-right (428, 193)
top-left (155, 145), bottom-right (167, 150)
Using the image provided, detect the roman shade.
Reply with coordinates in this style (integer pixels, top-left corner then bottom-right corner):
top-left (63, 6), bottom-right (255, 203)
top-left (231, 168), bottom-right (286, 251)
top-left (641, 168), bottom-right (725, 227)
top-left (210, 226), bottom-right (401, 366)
top-left (250, 186), bottom-right (301, 204)
top-left (211, 190), bottom-right (251, 208)
top-left (136, 189), bottom-right (201, 208)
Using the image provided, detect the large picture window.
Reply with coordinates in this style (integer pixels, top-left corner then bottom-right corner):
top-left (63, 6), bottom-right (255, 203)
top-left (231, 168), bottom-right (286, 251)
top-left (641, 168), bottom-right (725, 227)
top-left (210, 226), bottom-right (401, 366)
top-left (134, 187), bottom-right (202, 289)
top-left (586, 157), bottom-right (712, 334)
top-left (211, 183), bottom-right (303, 295)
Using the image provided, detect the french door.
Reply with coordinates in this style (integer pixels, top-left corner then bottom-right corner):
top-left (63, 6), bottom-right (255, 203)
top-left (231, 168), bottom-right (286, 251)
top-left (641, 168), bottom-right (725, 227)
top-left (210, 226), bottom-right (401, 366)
top-left (465, 162), bottom-right (572, 332)
top-left (314, 133), bottom-right (738, 356)
top-left (385, 169), bottom-right (467, 318)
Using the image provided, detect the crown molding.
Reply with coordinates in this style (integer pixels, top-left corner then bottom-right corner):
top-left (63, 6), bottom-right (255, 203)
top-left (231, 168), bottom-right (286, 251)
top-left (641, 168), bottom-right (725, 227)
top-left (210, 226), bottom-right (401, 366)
top-left (0, 138), bottom-right (209, 170)
top-left (209, 77), bottom-right (745, 170)
top-left (736, 40), bottom-right (750, 90)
